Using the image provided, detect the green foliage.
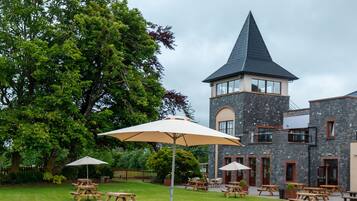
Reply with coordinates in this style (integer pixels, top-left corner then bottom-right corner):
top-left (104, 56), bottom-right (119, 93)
top-left (184, 146), bottom-right (208, 163)
top-left (43, 172), bottom-right (53, 182)
top-left (52, 175), bottom-right (66, 184)
top-left (113, 149), bottom-right (151, 170)
top-left (286, 183), bottom-right (296, 190)
top-left (0, 169), bottom-right (43, 184)
top-left (0, 0), bottom-right (172, 175)
top-left (239, 179), bottom-right (248, 187)
top-left (146, 147), bottom-right (201, 183)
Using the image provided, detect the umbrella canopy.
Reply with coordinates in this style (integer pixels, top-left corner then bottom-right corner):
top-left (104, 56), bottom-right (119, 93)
top-left (66, 156), bottom-right (108, 179)
top-left (66, 156), bottom-right (108, 166)
top-left (219, 161), bottom-right (251, 171)
top-left (99, 116), bottom-right (242, 201)
top-left (99, 116), bottom-right (242, 146)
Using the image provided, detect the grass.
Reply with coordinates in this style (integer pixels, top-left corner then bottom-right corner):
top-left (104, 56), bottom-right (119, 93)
top-left (0, 181), bottom-right (279, 201)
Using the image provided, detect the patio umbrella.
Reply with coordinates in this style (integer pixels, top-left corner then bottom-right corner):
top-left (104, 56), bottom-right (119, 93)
top-left (66, 156), bottom-right (108, 179)
top-left (219, 161), bottom-right (251, 171)
top-left (99, 116), bottom-right (242, 201)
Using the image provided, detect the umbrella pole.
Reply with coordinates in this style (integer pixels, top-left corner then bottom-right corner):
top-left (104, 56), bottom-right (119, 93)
top-left (169, 137), bottom-right (177, 201)
top-left (87, 165), bottom-right (89, 180)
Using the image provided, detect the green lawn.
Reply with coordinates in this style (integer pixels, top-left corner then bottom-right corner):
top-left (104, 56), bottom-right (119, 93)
top-left (0, 181), bottom-right (279, 201)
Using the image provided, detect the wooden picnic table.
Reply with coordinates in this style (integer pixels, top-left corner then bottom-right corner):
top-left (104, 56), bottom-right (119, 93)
top-left (228, 181), bottom-right (241, 185)
top-left (223, 185), bottom-right (247, 198)
top-left (303, 187), bottom-right (328, 195)
top-left (71, 184), bottom-right (102, 201)
top-left (258, 185), bottom-right (278, 196)
top-left (288, 182), bottom-right (305, 190)
top-left (106, 192), bottom-right (136, 201)
top-left (295, 192), bottom-right (328, 201)
top-left (319, 185), bottom-right (343, 196)
top-left (184, 180), bottom-right (207, 191)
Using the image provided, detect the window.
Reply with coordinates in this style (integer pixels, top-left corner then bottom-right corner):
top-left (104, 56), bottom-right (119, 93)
top-left (251, 79), bottom-right (281, 94)
top-left (216, 79), bottom-right (240, 96)
top-left (253, 127), bottom-right (274, 143)
top-left (218, 120), bottom-right (234, 136)
top-left (327, 121), bottom-right (335, 139)
top-left (286, 163), bottom-right (296, 182)
top-left (216, 82), bottom-right (227, 96)
top-left (288, 129), bottom-right (309, 143)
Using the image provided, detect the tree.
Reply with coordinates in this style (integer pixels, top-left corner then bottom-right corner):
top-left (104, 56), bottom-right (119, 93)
top-left (0, 0), bottom-right (178, 173)
top-left (146, 147), bottom-right (201, 183)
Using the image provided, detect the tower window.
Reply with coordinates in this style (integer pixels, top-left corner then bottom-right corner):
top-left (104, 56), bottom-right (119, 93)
top-left (218, 120), bottom-right (234, 136)
top-left (326, 121), bottom-right (335, 140)
top-left (251, 79), bottom-right (281, 94)
top-left (216, 79), bottom-right (240, 96)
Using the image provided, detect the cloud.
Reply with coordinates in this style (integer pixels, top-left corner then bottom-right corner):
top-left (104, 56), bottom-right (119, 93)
top-left (128, 0), bottom-right (357, 126)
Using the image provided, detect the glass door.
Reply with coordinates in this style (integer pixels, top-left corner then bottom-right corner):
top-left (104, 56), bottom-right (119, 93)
top-left (248, 157), bottom-right (256, 186)
top-left (262, 158), bottom-right (270, 185)
top-left (325, 159), bottom-right (338, 185)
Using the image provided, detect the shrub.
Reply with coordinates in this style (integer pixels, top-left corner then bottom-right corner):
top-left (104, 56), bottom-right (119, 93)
top-left (52, 175), bottom-right (66, 184)
top-left (147, 147), bottom-right (201, 184)
top-left (239, 179), bottom-right (248, 187)
top-left (43, 172), bottom-right (53, 182)
top-left (286, 183), bottom-right (296, 190)
top-left (0, 169), bottom-right (43, 184)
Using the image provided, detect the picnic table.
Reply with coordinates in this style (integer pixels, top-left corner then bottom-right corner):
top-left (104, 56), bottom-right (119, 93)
top-left (71, 184), bottom-right (102, 201)
top-left (319, 184), bottom-right (343, 196)
top-left (287, 182), bottom-right (305, 190)
top-left (257, 184), bottom-right (278, 196)
top-left (303, 187), bottom-right (328, 195)
top-left (229, 181), bottom-right (241, 185)
top-left (292, 192), bottom-right (328, 201)
top-left (223, 185), bottom-right (247, 198)
top-left (184, 180), bottom-right (208, 191)
top-left (72, 178), bottom-right (97, 189)
top-left (106, 192), bottom-right (136, 201)
top-left (343, 191), bottom-right (357, 201)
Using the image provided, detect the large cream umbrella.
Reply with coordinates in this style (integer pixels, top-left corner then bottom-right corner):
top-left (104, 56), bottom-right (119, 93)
top-left (99, 116), bottom-right (242, 201)
top-left (66, 156), bottom-right (108, 179)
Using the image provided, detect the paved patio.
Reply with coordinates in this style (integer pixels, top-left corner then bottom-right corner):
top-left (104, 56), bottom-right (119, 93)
top-left (179, 185), bottom-right (344, 201)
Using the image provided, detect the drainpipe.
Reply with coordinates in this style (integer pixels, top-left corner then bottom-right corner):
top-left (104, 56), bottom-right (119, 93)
top-left (214, 144), bottom-right (218, 178)
top-left (308, 127), bottom-right (318, 186)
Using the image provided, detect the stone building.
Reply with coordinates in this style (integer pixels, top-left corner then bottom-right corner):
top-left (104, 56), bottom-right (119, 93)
top-left (203, 12), bottom-right (357, 190)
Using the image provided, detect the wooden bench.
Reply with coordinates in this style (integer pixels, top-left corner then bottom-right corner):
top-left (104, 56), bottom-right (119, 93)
top-left (71, 191), bottom-right (102, 201)
top-left (106, 192), bottom-right (136, 201)
top-left (257, 185), bottom-right (278, 196)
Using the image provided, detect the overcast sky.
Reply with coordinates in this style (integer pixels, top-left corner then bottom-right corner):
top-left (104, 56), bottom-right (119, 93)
top-left (128, 0), bottom-right (357, 126)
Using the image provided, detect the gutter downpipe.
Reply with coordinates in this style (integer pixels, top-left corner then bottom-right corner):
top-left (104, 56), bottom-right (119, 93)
top-left (308, 126), bottom-right (318, 186)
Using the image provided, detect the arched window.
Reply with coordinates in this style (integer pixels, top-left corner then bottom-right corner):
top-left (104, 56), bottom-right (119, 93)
top-left (216, 108), bottom-right (235, 136)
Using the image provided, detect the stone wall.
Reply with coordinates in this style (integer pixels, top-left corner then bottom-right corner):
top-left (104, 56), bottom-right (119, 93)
top-left (309, 97), bottom-right (357, 190)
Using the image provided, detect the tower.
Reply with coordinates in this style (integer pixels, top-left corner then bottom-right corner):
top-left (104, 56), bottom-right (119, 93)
top-left (203, 12), bottom-right (298, 182)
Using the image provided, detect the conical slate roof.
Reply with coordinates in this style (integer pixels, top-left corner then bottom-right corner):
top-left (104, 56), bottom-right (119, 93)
top-left (203, 12), bottom-right (298, 83)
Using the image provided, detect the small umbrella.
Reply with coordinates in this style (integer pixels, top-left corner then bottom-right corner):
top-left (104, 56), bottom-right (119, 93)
top-left (99, 116), bottom-right (242, 201)
top-left (219, 161), bottom-right (251, 171)
top-left (66, 156), bottom-right (108, 179)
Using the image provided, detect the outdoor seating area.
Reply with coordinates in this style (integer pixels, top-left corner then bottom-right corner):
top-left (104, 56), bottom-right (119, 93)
top-left (257, 184), bottom-right (279, 196)
top-left (71, 179), bottom-right (135, 201)
top-left (184, 177), bottom-right (208, 191)
top-left (222, 183), bottom-right (248, 198)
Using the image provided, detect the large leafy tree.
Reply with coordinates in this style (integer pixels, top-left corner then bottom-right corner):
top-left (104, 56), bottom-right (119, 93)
top-left (0, 0), bottom-right (188, 173)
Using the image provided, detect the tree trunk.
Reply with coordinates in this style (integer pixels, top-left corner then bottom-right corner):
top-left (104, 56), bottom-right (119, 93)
top-left (9, 152), bottom-right (21, 173)
top-left (44, 150), bottom-right (57, 174)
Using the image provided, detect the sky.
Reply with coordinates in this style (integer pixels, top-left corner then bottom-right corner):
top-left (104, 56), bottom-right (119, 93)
top-left (128, 0), bottom-right (357, 126)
